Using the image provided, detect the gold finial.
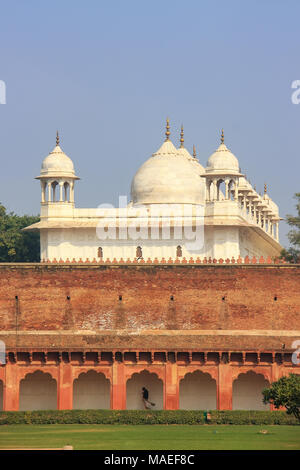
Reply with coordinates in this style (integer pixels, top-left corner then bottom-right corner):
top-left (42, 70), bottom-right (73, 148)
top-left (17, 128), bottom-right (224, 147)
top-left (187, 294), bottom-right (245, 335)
top-left (264, 183), bottom-right (267, 194)
top-left (180, 125), bottom-right (184, 148)
top-left (193, 144), bottom-right (197, 158)
top-left (220, 128), bottom-right (224, 144)
top-left (165, 118), bottom-right (170, 141)
top-left (56, 131), bottom-right (60, 146)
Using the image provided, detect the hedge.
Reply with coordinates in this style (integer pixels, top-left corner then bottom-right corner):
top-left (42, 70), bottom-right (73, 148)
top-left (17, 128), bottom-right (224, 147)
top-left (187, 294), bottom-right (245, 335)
top-left (0, 409), bottom-right (298, 425)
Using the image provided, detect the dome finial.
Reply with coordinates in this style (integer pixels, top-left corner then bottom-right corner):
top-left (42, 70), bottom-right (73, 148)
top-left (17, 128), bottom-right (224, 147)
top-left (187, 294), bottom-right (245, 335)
top-left (264, 183), bottom-right (267, 194)
top-left (56, 130), bottom-right (60, 146)
top-left (220, 128), bottom-right (224, 144)
top-left (165, 118), bottom-right (170, 141)
top-left (193, 144), bottom-right (197, 158)
top-left (180, 124), bottom-right (184, 148)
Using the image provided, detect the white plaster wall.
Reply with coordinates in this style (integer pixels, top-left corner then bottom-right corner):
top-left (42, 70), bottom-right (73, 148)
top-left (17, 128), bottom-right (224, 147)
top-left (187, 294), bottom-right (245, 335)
top-left (73, 371), bottom-right (110, 409)
top-left (126, 370), bottom-right (163, 410)
top-left (179, 371), bottom-right (217, 410)
top-left (19, 371), bottom-right (57, 411)
top-left (232, 372), bottom-right (270, 410)
top-left (212, 226), bottom-right (239, 260)
top-left (239, 228), bottom-right (279, 258)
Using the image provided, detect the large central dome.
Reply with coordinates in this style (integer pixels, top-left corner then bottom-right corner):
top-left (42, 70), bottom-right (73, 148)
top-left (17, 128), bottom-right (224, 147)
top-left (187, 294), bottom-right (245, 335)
top-left (130, 138), bottom-right (205, 205)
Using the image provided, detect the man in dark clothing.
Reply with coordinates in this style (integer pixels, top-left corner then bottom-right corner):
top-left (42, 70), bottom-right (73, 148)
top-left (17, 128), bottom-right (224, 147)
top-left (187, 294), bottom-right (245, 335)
top-left (142, 387), bottom-right (155, 409)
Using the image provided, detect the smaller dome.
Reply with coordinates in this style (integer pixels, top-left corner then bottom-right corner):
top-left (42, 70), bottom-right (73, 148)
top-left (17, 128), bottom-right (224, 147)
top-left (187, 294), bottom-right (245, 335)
top-left (263, 193), bottom-right (279, 216)
top-left (40, 144), bottom-right (76, 178)
top-left (206, 143), bottom-right (240, 173)
top-left (177, 146), bottom-right (205, 175)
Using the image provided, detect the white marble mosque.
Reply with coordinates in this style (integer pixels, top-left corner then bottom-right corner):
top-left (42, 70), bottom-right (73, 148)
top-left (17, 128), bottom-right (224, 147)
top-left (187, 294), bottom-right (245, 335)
top-left (25, 121), bottom-right (282, 262)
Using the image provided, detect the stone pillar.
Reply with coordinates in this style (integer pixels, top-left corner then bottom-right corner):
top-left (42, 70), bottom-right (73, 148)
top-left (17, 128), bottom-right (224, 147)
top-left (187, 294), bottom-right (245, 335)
top-left (111, 361), bottom-right (126, 409)
top-left (165, 362), bottom-right (178, 409)
top-left (70, 182), bottom-right (74, 204)
top-left (59, 182), bottom-right (64, 202)
top-left (40, 181), bottom-right (45, 203)
top-left (206, 181), bottom-right (211, 202)
top-left (217, 362), bottom-right (233, 410)
top-left (225, 179), bottom-right (229, 200)
top-left (47, 182), bottom-right (52, 203)
top-left (234, 179), bottom-right (238, 201)
top-left (276, 221), bottom-right (279, 241)
top-left (58, 361), bottom-right (73, 410)
top-left (212, 180), bottom-right (217, 201)
top-left (3, 361), bottom-right (19, 411)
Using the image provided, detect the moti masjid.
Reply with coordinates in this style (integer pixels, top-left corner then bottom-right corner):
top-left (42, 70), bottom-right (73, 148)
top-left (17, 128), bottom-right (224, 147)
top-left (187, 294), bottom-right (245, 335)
top-left (0, 121), bottom-right (299, 412)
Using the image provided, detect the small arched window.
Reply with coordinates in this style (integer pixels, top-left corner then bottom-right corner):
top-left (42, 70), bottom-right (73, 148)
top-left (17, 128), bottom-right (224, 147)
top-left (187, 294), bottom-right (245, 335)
top-left (136, 246), bottom-right (143, 259)
top-left (98, 247), bottom-right (103, 258)
top-left (176, 245), bottom-right (182, 258)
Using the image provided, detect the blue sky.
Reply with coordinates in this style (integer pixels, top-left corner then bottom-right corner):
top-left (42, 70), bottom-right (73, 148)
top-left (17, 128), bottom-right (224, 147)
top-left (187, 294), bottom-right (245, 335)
top-left (0, 0), bottom-right (299, 247)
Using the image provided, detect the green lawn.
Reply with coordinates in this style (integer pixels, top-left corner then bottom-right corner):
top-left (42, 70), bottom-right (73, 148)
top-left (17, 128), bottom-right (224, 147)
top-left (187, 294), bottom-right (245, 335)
top-left (0, 425), bottom-right (299, 450)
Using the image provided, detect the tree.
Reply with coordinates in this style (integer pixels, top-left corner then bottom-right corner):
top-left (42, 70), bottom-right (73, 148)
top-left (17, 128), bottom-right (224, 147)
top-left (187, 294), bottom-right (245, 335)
top-left (0, 203), bottom-right (40, 262)
top-left (281, 192), bottom-right (300, 263)
top-left (262, 373), bottom-right (300, 422)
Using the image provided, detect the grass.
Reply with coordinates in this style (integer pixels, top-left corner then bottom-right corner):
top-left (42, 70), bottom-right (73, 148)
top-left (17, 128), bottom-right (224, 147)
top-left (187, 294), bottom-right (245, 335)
top-left (0, 424), bottom-right (299, 450)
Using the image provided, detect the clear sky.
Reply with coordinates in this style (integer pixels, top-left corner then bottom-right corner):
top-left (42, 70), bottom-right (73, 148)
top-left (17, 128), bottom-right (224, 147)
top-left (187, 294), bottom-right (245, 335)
top-left (0, 0), bottom-right (299, 247)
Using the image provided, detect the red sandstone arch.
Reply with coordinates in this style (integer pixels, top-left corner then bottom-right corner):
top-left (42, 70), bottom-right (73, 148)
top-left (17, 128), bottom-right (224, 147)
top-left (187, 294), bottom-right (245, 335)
top-left (73, 370), bottom-right (111, 409)
top-left (179, 370), bottom-right (216, 410)
top-left (126, 369), bottom-right (163, 410)
top-left (19, 370), bottom-right (57, 411)
top-left (233, 370), bottom-right (270, 410)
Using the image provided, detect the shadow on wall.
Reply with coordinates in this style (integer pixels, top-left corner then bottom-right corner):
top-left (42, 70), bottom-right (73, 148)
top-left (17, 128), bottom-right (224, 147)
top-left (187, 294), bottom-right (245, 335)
top-left (233, 371), bottom-right (270, 410)
top-left (19, 370), bottom-right (57, 411)
top-left (179, 370), bottom-right (217, 410)
top-left (73, 370), bottom-right (110, 409)
top-left (126, 370), bottom-right (163, 410)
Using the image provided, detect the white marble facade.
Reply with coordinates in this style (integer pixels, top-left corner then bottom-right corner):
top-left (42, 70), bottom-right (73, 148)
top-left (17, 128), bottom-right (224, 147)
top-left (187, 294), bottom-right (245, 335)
top-left (25, 124), bottom-right (282, 261)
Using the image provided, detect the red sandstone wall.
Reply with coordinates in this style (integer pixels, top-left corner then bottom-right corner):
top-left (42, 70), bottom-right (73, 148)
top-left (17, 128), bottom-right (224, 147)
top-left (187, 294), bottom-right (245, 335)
top-left (0, 264), bottom-right (299, 334)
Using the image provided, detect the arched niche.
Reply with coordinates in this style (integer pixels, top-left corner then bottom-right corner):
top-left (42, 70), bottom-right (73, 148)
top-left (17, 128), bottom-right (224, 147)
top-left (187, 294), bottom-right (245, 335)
top-left (73, 370), bottom-right (111, 409)
top-left (232, 370), bottom-right (270, 410)
top-left (179, 370), bottom-right (216, 410)
top-left (126, 369), bottom-right (163, 410)
top-left (19, 370), bottom-right (57, 411)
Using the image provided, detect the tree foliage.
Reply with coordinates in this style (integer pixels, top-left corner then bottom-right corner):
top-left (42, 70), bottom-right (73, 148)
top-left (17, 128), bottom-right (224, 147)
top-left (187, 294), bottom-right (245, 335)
top-left (0, 203), bottom-right (40, 262)
top-left (262, 373), bottom-right (300, 422)
top-left (281, 192), bottom-right (300, 262)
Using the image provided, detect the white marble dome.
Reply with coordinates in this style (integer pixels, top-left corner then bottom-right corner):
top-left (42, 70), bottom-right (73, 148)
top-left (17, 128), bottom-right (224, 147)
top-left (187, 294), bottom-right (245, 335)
top-left (40, 144), bottom-right (76, 177)
top-left (130, 140), bottom-right (205, 205)
top-left (206, 143), bottom-right (240, 174)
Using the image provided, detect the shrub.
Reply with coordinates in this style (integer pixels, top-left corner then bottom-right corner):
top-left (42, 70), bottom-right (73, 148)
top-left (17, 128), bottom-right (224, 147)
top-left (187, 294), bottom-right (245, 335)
top-left (0, 409), bottom-right (298, 425)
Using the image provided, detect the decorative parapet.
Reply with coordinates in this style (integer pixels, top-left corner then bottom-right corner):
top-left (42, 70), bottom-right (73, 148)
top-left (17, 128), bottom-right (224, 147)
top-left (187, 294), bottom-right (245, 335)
top-left (42, 256), bottom-right (290, 265)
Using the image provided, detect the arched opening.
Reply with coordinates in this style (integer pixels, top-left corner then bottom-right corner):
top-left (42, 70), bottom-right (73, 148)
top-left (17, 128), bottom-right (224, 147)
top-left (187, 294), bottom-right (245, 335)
top-left (98, 247), bottom-right (103, 258)
top-left (179, 370), bottom-right (217, 410)
top-left (73, 370), bottom-right (110, 409)
top-left (19, 370), bottom-right (57, 411)
top-left (0, 380), bottom-right (3, 411)
top-left (126, 370), bottom-right (163, 410)
top-left (233, 371), bottom-right (270, 410)
top-left (51, 181), bottom-right (58, 203)
top-left (217, 179), bottom-right (225, 201)
top-left (228, 179), bottom-right (236, 201)
top-left (176, 245), bottom-right (182, 258)
top-left (64, 182), bottom-right (70, 202)
top-left (206, 180), bottom-right (213, 201)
